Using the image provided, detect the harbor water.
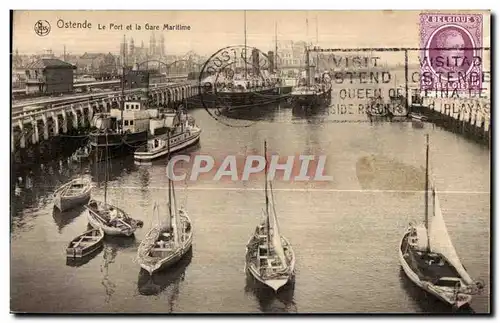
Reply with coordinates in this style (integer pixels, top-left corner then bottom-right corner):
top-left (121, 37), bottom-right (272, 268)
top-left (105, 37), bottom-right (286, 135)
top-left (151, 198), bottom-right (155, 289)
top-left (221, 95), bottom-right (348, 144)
top-left (11, 102), bottom-right (490, 313)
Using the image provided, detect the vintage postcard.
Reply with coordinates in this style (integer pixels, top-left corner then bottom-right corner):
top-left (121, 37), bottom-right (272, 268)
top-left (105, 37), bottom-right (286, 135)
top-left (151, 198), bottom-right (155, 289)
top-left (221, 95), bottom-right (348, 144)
top-left (10, 10), bottom-right (490, 314)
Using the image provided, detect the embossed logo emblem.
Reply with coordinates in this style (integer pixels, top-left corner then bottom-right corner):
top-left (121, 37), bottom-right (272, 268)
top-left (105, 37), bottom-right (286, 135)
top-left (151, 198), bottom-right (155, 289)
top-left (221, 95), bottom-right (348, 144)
top-left (34, 20), bottom-right (51, 36)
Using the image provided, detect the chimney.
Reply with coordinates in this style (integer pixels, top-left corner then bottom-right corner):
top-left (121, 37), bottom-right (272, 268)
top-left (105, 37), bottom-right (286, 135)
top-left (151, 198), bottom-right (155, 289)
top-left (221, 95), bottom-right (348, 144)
top-left (252, 48), bottom-right (260, 76)
top-left (267, 51), bottom-right (275, 73)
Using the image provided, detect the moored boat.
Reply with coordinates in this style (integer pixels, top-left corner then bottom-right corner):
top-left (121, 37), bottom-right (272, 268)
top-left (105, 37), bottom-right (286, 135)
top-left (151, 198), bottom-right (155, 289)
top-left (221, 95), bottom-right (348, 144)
top-left (86, 131), bottom-right (143, 236)
top-left (399, 135), bottom-right (484, 308)
top-left (66, 228), bottom-right (104, 259)
top-left (409, 112), bottom-right (428, 122)
top-left (86, 200), bottom-right (143, 236)
top-left (53, 177), bottom-right (92, 212)
top-left (245, 141), bottom-right (296, 292)
top-left (134, 110), bottom-right (201, 163)
top-left (290, 45), bottom-right (332, 109)
top-left (136, 134), bottom-right (193, 275)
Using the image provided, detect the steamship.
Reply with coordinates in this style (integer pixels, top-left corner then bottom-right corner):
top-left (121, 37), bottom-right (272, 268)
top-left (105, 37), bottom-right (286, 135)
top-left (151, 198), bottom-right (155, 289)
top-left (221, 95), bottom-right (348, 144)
top-left (290, 46), bottom-right (332, 109)
top-left (200, 16), bottom-right (290, 112)
top-left (89, 68), bottom-right (174, 159)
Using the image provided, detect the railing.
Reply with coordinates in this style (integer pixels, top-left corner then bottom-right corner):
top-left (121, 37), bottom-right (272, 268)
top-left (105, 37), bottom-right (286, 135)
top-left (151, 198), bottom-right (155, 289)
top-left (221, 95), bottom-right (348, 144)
top-left (11, 82), bottom-right (198, 121)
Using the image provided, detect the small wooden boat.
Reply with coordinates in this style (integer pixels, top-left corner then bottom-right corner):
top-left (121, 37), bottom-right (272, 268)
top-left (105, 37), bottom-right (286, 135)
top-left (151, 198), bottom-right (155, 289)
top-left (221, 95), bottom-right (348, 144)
top-left (245, 141), bottom-right (296, 292)
top-left (66, 228), bottom-right (104, 259)
top-left (86, 199), bottom-right (143, 236)
top-left (53, 177), bottom-right (92, 212)
top-left (137, 133), bottom-right (193, 275)
top-left (399, 135), bottom-right (484, 308)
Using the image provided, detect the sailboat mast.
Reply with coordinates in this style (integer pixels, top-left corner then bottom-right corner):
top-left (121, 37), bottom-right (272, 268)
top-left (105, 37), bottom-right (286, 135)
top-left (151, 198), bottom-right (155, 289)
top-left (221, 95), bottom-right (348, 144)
top-left (315, 16), bottom-right (319, 45)
top-left (104, 132), bottom-right (108, 205)
top-left (167, 131), bottom-right (172, 222)
top-left (305, 48), bottom-right (310, 87)
top-left (264, 141), bottom-right (271, 253)
top-left (424, 134), bottom-right (430, 229)
top-left (274, 22), bottom-right (278, 73)
top-left (244, 10), bottom-right (247, 79)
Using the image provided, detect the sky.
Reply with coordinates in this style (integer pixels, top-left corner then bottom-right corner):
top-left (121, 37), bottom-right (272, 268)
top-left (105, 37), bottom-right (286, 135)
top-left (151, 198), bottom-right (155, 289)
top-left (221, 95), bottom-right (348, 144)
top-left (13, 10), bottom-right (491, 59)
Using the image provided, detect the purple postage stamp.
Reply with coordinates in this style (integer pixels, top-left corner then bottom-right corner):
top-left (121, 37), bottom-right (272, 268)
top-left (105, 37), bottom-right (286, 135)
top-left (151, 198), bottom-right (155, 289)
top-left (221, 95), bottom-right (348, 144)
top-left (420, 13), bottom-right (483, 92)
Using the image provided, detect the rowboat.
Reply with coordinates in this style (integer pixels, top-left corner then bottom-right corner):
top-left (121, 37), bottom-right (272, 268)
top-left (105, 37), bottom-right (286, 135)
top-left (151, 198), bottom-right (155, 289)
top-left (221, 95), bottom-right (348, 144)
top-left (245, 141), bottom-right (296, 292)
top-left (86, 200), bottom-right (143, 236)
top-left (137, 132), bottom-right (193, 275)
top-left (53, 177), bottom-right (92, 212)
top-left (66, 228), bottom-right (104, 259)
top-left (399, 135), bottom-right (484, 308)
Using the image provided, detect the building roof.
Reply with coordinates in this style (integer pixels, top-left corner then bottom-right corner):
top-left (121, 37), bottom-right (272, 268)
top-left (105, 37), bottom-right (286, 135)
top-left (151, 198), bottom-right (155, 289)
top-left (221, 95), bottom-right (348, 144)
top-left (25, 58), bottom-right (76, 70)
top-left (80, 52), bottom-right (115, 59)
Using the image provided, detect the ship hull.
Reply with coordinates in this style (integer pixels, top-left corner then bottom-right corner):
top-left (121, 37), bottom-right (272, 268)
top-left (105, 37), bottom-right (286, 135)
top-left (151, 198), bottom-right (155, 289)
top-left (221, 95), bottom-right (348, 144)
top-left (217, 87), bottom-right (286, 109)
top-left (134, 131), bottom-right (201, 163)
top-left (399, 229), bottom-right (472, 309)
top-left (291, 89), bottom-right (331, 108)
top-left (89, 130), bottom-right (148, 160)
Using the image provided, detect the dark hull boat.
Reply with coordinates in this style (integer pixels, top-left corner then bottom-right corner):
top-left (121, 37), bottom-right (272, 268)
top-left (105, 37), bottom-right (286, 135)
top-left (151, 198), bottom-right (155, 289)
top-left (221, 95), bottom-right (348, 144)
top-left (89, 130), bottom-right (149, 159)
top-left (399, 135), bottom-right (484, 309)
top-left (290, 88), bottom-right (331, 108)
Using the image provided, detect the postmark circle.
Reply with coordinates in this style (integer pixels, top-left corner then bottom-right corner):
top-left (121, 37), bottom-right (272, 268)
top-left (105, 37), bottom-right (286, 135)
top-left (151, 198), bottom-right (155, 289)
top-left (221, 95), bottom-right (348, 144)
top-left (198, 45), bottom-right (277, 128)
top-left (426, 24), bottom-right (475, 81)
top-left (34, 20), bottom-right (51, 37)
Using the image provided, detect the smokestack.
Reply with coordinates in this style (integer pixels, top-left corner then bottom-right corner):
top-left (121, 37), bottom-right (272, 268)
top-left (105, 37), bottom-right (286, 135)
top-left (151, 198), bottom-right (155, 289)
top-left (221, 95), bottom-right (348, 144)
top-left (252, 48), bottom-right (260, 76)
top-left (267, 51), bottom-right (275, 73)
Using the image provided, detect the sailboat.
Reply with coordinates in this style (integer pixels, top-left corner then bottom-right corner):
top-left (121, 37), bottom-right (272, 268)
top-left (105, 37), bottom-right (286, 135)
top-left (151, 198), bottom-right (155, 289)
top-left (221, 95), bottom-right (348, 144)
top-left (85, 132), bottom-right (143, 236)
top-left (136, 132), bottom-right (193, 275)
top-left (399, 134), bottom-right (484, 308)
top-left (245, 141), bottom-right (296, 292)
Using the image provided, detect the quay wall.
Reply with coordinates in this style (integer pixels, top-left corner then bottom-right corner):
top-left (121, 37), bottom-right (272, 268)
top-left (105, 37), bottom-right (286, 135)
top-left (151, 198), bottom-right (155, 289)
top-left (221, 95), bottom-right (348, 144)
top-left (410, 96), bottom-right (490, 147)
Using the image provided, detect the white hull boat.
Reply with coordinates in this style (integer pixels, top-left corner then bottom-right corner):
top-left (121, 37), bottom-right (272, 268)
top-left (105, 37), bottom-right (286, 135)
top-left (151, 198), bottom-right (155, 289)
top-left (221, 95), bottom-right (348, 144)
top-left (134, 111), bottom-right (201, 163)
top-left (54, 177), bottom-right (92, 212)
top-left (245, 142), bottom-right (296, 292)
top-left (138, 209), bottom-right (193, 275)
top-left (136, 132), bottom-right (194, 275)
top-left (245, 234), bottom-right (296, 292)
top-left (134, 127), bottom-right (201, 162)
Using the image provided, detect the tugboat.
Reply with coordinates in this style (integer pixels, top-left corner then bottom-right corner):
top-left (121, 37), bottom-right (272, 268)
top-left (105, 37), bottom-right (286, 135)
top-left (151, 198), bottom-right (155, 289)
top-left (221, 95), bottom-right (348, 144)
top-left (134, 108), bottom-right (201, 164)
top-left (290, 46), bottom-right (332, 109)
top-left (89, 65), bottom-right (170, 160)
top-left (89, 96), bottom-right (171, 160)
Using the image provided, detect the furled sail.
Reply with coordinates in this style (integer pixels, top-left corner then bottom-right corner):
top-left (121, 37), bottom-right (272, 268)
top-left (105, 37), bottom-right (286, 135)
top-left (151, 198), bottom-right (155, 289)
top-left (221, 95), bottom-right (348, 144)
top-left (428, 188), bottom-right (474, 285)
